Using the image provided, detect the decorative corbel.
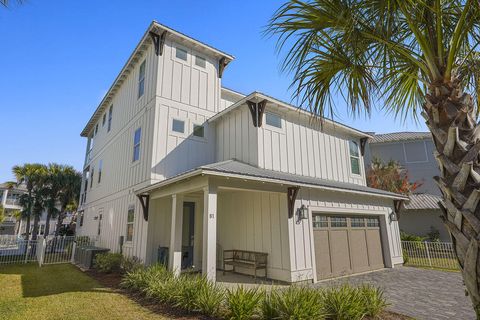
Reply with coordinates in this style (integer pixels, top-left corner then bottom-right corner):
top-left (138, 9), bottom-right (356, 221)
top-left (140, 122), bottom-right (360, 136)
top-left (287, 187), bottom-right (300, 219)
top-left (137, 194), bottom-right (150, 221)
top-left (246, 99), bottom-right (267, 127)
top-left (360, 137), bottom-right (369, 156)
top-left (149, 30), bottom-right (167, 56)
top-left (393, 199), bottom-right (404, 219)
top-left (218, 57), bottom-right (228, 78)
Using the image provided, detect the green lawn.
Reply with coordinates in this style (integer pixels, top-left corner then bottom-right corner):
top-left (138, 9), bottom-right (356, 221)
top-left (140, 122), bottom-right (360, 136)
top-left (404, 257), bottom-right (459, 271)
top-left (0, 263), bottom-right (168, 320)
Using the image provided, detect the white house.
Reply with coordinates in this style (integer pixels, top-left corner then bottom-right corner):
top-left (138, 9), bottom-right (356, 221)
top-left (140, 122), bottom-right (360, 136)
top-left (76, 21), bottom-right (406, 283)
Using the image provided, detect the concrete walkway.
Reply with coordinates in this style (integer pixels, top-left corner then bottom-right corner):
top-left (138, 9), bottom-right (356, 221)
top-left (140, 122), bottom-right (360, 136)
top-left (314, 267), bottom-right (475, 320)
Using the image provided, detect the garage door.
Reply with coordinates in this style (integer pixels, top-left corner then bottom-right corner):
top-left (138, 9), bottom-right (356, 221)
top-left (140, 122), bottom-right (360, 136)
top-left (313, 214), bottom-right (384, 279)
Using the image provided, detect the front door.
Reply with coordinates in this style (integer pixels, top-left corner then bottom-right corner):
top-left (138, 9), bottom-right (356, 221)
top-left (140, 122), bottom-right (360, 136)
top-left (182, 202), bottom-right (195, 269)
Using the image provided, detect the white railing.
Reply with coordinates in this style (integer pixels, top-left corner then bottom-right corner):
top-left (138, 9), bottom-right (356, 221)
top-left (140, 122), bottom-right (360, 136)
top-left (402, 240), bottom-right (460, 270)
top-left (0, 237), bottom-right (38, 264)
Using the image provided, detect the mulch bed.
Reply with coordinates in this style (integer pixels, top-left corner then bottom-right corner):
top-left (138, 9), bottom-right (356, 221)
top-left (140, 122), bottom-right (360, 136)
top-left (85, 269), bottom-right (412, 320)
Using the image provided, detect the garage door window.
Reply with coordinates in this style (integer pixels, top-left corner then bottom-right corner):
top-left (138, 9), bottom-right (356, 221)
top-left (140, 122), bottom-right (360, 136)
top-left (367, 217), bottom-right (380, 227)
top-left (313, 215), bottom-right (328, 228)
top-left (351, 217), bottom-right (365, 227)
top-left (331, 216), bottom-right (347, 227)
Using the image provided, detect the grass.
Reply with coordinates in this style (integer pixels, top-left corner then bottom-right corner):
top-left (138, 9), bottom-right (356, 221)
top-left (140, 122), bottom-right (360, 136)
top-left (404, 257), bottom-right (459, 271)
top-left (0, 263), bottom-right (167, 320)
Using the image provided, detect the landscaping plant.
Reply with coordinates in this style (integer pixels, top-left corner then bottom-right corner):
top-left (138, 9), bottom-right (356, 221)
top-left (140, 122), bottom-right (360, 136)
top-left (271, 286), bottom-right (325, 320)
top-left (321, 285), bottom-right (366, 320)
top-left (359, 285), bottom-right (389, 319)
top-left (225, 286), bottom-right (263, 320)
top-left (94, 252), bottom-right (124, 273)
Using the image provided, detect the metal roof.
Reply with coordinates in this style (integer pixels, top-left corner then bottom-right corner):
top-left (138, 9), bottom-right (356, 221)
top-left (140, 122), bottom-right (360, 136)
top-left (369, 132), bottom-right (432, 144)
top-left (0, 182), bottom-right (26, 192)
top-left (138, 159), bottom-right (407, 200)
top-left (403, 193), bottom-right (442, 210)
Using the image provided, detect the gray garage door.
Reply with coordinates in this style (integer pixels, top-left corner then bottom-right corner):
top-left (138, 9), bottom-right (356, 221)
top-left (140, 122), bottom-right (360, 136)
top-left (313, 214), bottom-right (384, 280)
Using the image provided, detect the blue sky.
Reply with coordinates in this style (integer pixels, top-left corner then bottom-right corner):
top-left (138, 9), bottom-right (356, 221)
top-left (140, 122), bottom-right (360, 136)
top-left (0, 0), bottom-right (427, 182)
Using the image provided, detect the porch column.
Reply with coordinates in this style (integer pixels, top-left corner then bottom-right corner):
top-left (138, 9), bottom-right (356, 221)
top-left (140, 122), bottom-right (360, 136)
top-left (202, 184), bottom-right (217, 281)
top-left (169, 194), bottom-right (183, 276)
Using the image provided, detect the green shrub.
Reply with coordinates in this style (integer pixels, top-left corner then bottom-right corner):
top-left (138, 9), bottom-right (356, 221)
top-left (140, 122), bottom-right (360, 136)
top-left (359, 285), bottom-right (388, 318)
top-left (94, 253), bottom-right (123, 273)
top-left (272, 286), bottom-right (324, 320)
top-left (121, 264), bottom-right (171, 292)
top-left (195, 280), bottom-right (225, 317)
top-left (225, 286), bottom-right (263, 320)
top-left (322, 285), bottom-right (366, 320)
top-left (400, 231), bottom-right (425, 242)
top-left (121, 256), bottom-right (143, 273)
top-left (402, 249), bottom-right (410, 264)
top-left (260, 290), bottom-right (280, 320)
top-left (171, 275), bottom-right (207, 312)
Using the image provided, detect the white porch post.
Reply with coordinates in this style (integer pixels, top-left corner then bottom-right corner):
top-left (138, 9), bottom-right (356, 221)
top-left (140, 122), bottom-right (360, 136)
top-left (202, 185), bottom-right (217, 281)
top-left (169, 194), bottom-right (183, 276)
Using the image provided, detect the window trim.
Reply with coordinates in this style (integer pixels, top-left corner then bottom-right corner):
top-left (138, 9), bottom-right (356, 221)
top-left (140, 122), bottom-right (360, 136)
top-left (195, 55), bottom-right (206, 68)
top-left (192, 123), bottom-right (206, 140)
top-left (126, 205), bottom-right (135, 242)
top-left (97, 159), bottom-right (103, 184)
top-left (349, 140), bottom-right (361, 176)
top-left (102, 113), bottom-right (106, 127)
top-left (265, 111), bottom-right (283, 129)
top-left (107, 105), bottom-right (113, 132)
top-left (138, 60), bottom-right (146, 99)
top-left (132, 127), bottom-right (142, 162)
top-left (175, 47), bottom-right (188, 62)
top-left (171, 118), bottom-right (186, 136)
top-left (403, 140), bottom-right (429, 164)
top-left (90, 167), bottom-right (95, 189)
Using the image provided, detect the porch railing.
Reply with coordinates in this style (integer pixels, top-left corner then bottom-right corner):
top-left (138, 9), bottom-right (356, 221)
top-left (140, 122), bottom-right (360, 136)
top-left (402, 240), bottom-right (459, 270)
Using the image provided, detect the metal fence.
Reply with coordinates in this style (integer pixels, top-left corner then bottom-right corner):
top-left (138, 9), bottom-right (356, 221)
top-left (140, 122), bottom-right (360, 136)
top-left (0, 235), bottom-right (94, 266)
top-left (402, 240), bottom-right (460, 270)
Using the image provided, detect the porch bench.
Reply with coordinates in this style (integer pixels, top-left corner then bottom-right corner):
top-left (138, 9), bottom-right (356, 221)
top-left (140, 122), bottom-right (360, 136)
top-left (223, 249), bottom-right (268, 281)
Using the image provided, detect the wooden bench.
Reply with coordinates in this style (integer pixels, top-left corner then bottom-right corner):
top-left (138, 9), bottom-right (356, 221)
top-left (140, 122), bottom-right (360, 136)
top-left (223, 249), bottom-right (268, 281)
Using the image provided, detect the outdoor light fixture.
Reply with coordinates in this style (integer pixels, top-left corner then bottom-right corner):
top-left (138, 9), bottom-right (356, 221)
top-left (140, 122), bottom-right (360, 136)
top-left (297, 204), bottom-right (309, 222)
top-left (389, 212), bottom-right (398, 222)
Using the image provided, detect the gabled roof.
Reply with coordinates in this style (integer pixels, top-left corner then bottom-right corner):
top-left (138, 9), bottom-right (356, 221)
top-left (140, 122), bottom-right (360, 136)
top-left (81, 21), bottom-right (235, 137)
top-left (369, 132), bottom-right (432, 144)
top-left (137, 159), bottom-right (407, 200)
top-left (403, 193), bottom-right (442, 210)
top-left (208, 91), bottom-right (372, 138)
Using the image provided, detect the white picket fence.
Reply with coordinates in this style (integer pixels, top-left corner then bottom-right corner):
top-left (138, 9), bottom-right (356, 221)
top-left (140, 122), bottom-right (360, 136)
top-left (402, 240), bottom-right (460, 270)
top-left (0, 235), bottom-right (91, 266)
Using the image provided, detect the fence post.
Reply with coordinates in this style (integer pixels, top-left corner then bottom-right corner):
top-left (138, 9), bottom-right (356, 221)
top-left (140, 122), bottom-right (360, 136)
top-left (71, 241), bottom-right (77, 264)
top-left (425, 242), bottom-right (432, 268)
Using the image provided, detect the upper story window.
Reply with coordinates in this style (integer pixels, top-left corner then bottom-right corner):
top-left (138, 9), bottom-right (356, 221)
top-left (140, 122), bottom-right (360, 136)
top-left (172, 119), bottom-right (185, 133)
top-left (107, 105), bottom-right (113, 132)
top-left (193, 124), bottom-right (204, 138)
top-left (79, 211), bottom-right (84, 227)
top-left (176, 47), bottom-right (188, 61)
top-left (126, 205), bottom-right (135, 242)
top-left (265, 112), bottom-right (282, 128)
top-left (349, 140), bottom-right (361, 175)
top-left (90, 166), bottom-right (95, 189)
top-left (94, 123), bottom-right (99, 136)
top-left (133, 128), bottom-right (141, 162)
top-left (138, 60), bottom-right (146, 98)
top-left (97, 159), bottom-right (103, 184)
top-left (195, 55), bottom-right (206, 68)
top-left (102, 113), bottom-right (106, 127)
top-left (403, 141), bottom-right (428, 163)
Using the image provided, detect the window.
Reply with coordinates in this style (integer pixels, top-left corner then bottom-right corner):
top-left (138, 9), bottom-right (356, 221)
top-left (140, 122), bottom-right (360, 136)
top-left (330, 216), bottom-right (347, 228)
top-left (265, 112), bottom-right (282, 128)
top-left (193, 124), bottom-right (204, 138)
top-left (404, 141), bottom-right (428, 163)
top-left (79, 211), bottom-right (84, 227)
top-left (107, 105), bottom-right (113, 132)
top-left (349, 140), bottom-right (361, 175)
top-left (367, 217), bottom-right (380, 227)
top-left (176, 47), bottom-right (188, 61)
top-left (97, 213), bottom-right (102, 236)
top-left (138, 60), bottom-right (146, 98)
top-left (313, 215), bottom-right (328, 228)
top-left (195, 55), bottom-right (206, 68)
top-left (98, 159), bottom-right (103, 184)
top-left (102, 113), bottom-right (106, 127)
top-left (126, 205), bottom-right (135, 242)
top-left (172, 119), bottom-right (185, 133)
top-left (351, 217), bottom-right (365, 228)
top-left (94, 124), bottom-right (99, 135)
top-left (90, 167), bottom-right (94, 188)
top-left (133, 128), bottom-right (141, 162)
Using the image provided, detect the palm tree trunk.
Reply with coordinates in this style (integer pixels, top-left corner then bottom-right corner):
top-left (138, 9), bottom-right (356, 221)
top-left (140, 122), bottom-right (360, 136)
top-left (44, 212), bottom-right (51, 237)
top-left (424, 77), bottom-right (480, 316)
top-left (25, 214), bottom-right (30, 241)
top-left (31, 214), bottom-right (40, 241)
top-left (55, 211), bottom-right (64, 236)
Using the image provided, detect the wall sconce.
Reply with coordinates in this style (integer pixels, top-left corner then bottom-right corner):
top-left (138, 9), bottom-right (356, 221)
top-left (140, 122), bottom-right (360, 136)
top-left (389, 212), bottom-right (398, 222)
top-left (296, 204), bottom-right (309, 223)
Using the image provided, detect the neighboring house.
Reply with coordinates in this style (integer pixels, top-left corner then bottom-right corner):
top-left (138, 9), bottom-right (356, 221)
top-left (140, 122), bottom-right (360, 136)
top-left (0, 182), bottom-right (58, 237)
top-left (76, 21), bottom-right (407, 283)
top-left (365, 132), bottom-right (449, 241)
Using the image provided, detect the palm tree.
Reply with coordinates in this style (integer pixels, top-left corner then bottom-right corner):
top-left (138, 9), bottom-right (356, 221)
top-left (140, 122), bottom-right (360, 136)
top-left (267, 0), bottom-right (480, 315)
top-left (55, 167), bottom-right (81, 236)
top-left (10, 209), bottom-right (23, 235)
top-left (0, 204), bottom-right (4, 224)
top-left (43, 164), bottom-right (65, 237)
top-left (12, 163), bottom-right (47, 240)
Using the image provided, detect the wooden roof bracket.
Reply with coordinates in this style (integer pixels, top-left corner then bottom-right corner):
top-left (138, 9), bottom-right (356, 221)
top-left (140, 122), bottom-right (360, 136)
top-left (287, 186), bottom-right (300, 219)
top-left (150, 30), bottom-right (167, 56)
top-left (137, 194), bottom-right (150, 221)
top-left (393, 199), bottom-right (404, 219)
top-left (218, 57), bottom-right (228, 78)
top-left (246, 99), bottom-right (267, 127)
top-left (360, 137), bottom-right (369, 156)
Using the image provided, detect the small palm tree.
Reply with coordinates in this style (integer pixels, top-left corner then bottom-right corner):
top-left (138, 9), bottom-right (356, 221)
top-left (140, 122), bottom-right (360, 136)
top-left (267, 0), bottom-right (480, 315)
top-left (55, 167), bottom-right (81, 236)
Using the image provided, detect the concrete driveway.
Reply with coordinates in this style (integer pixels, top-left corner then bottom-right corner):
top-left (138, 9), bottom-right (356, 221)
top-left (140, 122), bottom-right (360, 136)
top-left (314, 266), bottom-right (475, 320)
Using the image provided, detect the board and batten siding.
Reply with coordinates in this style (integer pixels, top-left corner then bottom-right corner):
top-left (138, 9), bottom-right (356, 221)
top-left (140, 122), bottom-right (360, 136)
top-left (288, 188), bottom-right (403, 282)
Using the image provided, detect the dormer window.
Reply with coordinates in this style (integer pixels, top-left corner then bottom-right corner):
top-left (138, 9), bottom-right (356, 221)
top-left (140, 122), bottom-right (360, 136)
top-left (265, 112), bottom-right (282, 128)
top-left (349, 140), bottom-right (361, 175)
top-left (176, 48), bottom-right (188, 61)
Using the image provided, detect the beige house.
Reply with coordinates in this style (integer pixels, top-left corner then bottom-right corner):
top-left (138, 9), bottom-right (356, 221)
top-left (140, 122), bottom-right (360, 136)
top-left (76, 21), bottom-right (406, 283)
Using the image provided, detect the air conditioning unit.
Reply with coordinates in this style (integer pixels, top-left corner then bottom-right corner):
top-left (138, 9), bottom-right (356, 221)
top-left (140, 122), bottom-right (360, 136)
top-left (74, 245), bottom-right (110, 269)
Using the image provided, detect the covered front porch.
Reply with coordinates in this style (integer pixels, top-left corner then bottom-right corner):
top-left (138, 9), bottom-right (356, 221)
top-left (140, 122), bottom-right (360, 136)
top-left (141, 175), bottom-right (295, 283)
